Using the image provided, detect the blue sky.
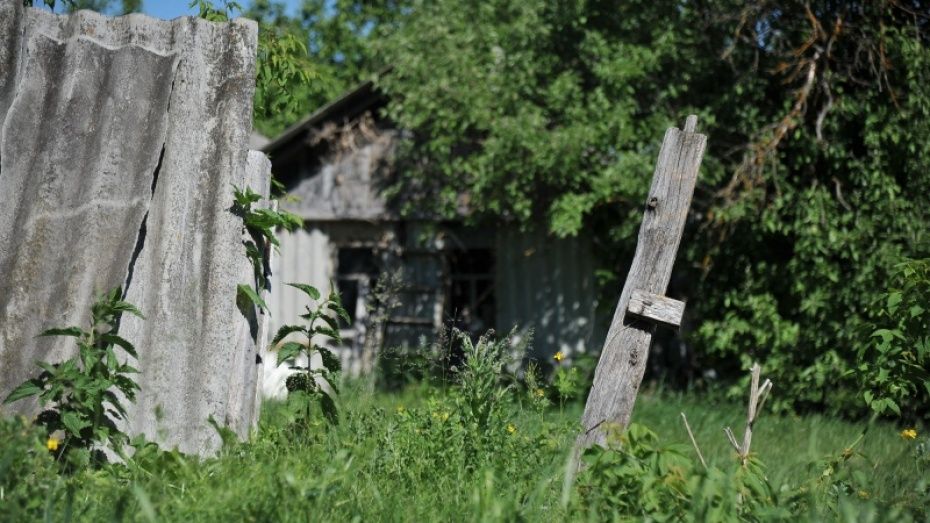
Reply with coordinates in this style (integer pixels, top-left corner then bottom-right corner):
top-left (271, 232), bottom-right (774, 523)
top-left (141, 1), bottom-right (303, 20)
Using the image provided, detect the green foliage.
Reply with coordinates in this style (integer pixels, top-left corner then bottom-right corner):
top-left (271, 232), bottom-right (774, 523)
top-left (244, 0), bottom-right (407, 136)
top-left (1, 319), bottom-right (927, 520)
top-left (857, 258), bottom-right (930, 418)
top-left (3, 288), bottom-right (143, 466)
top-left (576, 422), bottom-right (789, 521)
top-left (2, 373), bottom-right (926, 520)
top-left (253, 25), bottom-right (315, 127)
top-left (273, 283), bottom-right (348, 424)
top-left (188, 0), bottom-right (239, 22)
top-left (0, 416), bottom-right (59, 519)
top-left (577, 423), bottom-right (698, 520)
top-left (375, 0), bottom-right (930, 418)
top-left (186, 1), bottom-right (319, 136)
top-left (231, 184), bottom-right (302, 313)
top-left (552, 365), bottom-right (583, 404)
top-left (452, 329), bottom-right (520, 434)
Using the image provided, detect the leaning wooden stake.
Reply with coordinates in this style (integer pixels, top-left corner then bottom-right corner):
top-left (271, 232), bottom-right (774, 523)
top-left (577, 116), bottom-right (706, 450)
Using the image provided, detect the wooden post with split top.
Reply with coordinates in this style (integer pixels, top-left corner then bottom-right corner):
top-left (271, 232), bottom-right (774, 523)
top-left (577, 115), bottom-right (706, 449)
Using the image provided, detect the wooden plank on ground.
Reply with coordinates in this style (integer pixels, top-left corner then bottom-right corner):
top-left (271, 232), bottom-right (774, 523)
top-left (577, 115), bottom-right (706, 449)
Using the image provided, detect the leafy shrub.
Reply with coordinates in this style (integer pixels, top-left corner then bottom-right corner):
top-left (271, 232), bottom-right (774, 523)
top-left (376, 329), bottom-right (571, 484)
top-left (576, 423), bottom-right (696, 520)
top-left (0, 416), bottom-right (59, 519)
top-left (273, 283), bottom-right (349, 424)
top-left (576, 423), bottom-right (780, 521)
top-left (3, 288), bottom-right (142, 466)
top-left (453, 329), bottom-right (518, 433)
top-left (856, 258), bottom-right (930, 420)
top-left (231, 185), bottom-right (302, 314)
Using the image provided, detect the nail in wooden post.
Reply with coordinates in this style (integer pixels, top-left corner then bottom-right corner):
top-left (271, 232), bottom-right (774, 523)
top-left (577, 116), bottom-right (706, 450)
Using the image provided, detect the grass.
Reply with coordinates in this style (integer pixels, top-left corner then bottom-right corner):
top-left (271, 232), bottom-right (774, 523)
top-left (633, 391), bottom-right (919, 495)
top-left (3, 380), bottom-right (927, 522)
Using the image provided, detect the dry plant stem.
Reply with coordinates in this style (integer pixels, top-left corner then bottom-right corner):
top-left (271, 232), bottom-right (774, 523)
top-left (680, 412), bottom-right (707, 469)
top-left (725, 363), bottom-right (773, 466)
top-left (740, 364), bottom-right (761, 463)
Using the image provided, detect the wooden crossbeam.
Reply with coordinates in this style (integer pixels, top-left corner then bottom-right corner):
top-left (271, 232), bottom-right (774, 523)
top-left (627, 289), bottom-right (685, 329)
top-left (577, 116), bottom-right (706, 450)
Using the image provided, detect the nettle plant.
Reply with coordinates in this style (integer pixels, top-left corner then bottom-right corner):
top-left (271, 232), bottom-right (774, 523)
top-left (273, 283), bottom-right (349, 424)
top-left (231, 184), bottom-right (302, 313)
top-left (4, 288), bottom-right (142, 465)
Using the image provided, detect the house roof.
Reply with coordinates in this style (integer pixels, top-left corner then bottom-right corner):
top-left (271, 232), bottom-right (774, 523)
top-left (261, 79), bottom-right (386, 156)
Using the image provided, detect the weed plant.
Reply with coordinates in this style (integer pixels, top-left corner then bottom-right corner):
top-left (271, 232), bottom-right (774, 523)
top-left (273, 283), bottom-right (349, 424)
top-left (1, 330), bottom-right (927, 521)
top-left (3, 288), bottom-right (142, 470)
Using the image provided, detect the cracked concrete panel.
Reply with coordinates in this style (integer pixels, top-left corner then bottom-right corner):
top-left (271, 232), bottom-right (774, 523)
top-left (0, 32), bottom-right (178, 407)
top-left (0, 1), bottom-right (266, 456)
top-left (115, 15), bottom-right (260, 456)
top-left (0, 0), bottom-right (23, 123)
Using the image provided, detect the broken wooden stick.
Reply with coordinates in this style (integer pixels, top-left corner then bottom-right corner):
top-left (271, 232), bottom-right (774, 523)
top-left (680, 412), bottom-right (707, 469)
top-left (724, 363), bottom-right (773, 466)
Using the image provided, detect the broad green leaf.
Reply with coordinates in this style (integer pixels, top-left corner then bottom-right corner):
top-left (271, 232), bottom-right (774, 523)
top-left (277, 341), bottom-right (305, 366)
top-left (312, 326), bottom-right (340, 341)
top-left (272, 324), bottom-right (306, 345)
top-left (887, 291), bottom-right (903, 313)
top-left (62, 411), bottom-right (89, 437)
top-left (317, 347), bottom-right (342, 374)
top-left (318, 314), bottom-right (339, 331)
top-left (38, 326), bottom-right (84, 338)
top-left (286, 283), bottom-right (321, 300)
top-left (237, 284), bottom-right (269, 313)
top-left (106, 347), bottom-right (118, 371)
top-left (327, 302), bottom-right (350, 324)
top-left (36, 361), bottom-right (59, 374)
top-left (4, 380), bottom-right (43, 403)
top-left (110, 301), bottom-right (144, 319)
top-left (101, 333), bottom-right (138, 358)
top-left (886, 399), bottom-right (901, 416)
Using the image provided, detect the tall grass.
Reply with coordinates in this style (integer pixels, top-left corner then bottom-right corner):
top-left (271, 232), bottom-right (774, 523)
top-left (5, 379), bottom-right (925, 522)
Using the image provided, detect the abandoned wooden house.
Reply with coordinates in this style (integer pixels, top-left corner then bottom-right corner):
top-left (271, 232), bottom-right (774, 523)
top-left (261, 81), bottom-right (599, 383)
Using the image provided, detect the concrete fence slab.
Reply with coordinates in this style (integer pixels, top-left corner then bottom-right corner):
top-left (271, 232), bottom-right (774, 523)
top-left (0, 0), bottom-right (270, 455)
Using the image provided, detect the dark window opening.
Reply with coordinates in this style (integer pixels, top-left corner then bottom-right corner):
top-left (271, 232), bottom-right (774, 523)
top-left (446, 249), bottom-right (495, 336)
top-left (335, 247), bottom-right (378, 326)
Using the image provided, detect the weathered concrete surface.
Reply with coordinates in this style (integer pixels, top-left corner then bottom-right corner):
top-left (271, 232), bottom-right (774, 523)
top-left (0, 1), bottom-right (270, 455)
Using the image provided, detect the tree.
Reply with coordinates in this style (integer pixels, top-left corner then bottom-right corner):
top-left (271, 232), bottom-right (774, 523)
top-left (375, 0), bottom-right (930, 416)
top-left (244, 0), bottom-right (408, 135)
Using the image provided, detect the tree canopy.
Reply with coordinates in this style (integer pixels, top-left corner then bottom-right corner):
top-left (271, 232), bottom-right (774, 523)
top-left (371, 0), bottom-right (930, 416)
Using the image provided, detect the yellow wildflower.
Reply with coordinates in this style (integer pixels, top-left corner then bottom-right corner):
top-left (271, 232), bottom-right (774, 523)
top-left (396, 405), bottom-right (406, 414)
top-left (46, 437), bottom-right (59, 451)
top-left (858, 490), bottom-right (870, 500)
top-left (900, 428), bottom-right (917, 440)
top-left (506, 423), bottom-right (517, 435)
top-left (534, 388), bottom-right (545, 398)
top-left (553, 351), bottom-right (565, 363)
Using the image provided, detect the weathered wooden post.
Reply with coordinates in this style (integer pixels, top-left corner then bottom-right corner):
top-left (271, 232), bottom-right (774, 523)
top-left (577, 115), bottom-right (706, 449)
